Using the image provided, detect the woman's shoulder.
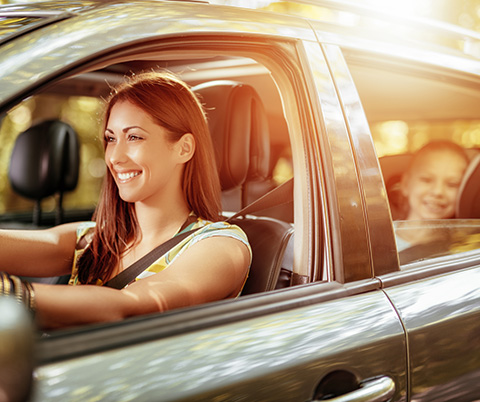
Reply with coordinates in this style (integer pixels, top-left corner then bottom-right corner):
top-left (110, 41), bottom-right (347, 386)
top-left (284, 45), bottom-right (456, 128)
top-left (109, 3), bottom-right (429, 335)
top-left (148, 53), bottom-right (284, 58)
top-left (76, 221), bottom-right (96, 234)
top-left (75, 221), bottom-right (96, 249)
top-left (189, 218), bottom-right (249, 243)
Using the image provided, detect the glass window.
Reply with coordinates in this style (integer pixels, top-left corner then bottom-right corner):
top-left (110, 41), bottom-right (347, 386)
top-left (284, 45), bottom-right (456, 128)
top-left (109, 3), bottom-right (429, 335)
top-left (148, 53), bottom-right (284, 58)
top-left (0, 93), bottom-right (104, 226)
top-left (346, 55), bottom-right (480, 265)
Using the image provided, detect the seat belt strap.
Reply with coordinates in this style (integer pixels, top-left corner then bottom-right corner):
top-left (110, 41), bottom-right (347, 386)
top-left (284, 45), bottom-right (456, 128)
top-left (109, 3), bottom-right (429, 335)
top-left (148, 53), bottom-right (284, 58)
top-left (104, 178), bottom-right (293, 289)
top-left (104, 228), bottom-right (201, 289)
top-left (228, 178), bottom-right (293, 220)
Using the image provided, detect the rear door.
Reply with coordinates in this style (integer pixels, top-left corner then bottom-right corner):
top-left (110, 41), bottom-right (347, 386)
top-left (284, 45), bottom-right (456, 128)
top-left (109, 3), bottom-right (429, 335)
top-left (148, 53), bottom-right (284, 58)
top-left (330, 38), bottom-right (480, 401)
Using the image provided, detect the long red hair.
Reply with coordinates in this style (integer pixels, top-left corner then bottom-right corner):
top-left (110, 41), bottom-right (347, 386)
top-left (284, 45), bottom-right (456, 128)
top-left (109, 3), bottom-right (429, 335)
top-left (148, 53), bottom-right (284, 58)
top-left (77, 72), bottom-right (221, 284)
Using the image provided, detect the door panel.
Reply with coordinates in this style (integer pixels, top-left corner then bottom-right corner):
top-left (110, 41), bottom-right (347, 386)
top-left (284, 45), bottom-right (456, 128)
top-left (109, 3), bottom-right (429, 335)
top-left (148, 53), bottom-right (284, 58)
top-left (34, 290), bottom-right (407, 401)
top-left (385, 266), bottom-right (480, 402)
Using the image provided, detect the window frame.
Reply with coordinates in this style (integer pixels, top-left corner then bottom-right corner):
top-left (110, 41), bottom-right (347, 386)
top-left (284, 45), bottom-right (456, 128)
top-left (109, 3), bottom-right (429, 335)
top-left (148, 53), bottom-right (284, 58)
top-left (339, 47), bottom-right (480, 280)
top-left (23, 33), bottom-right (362, 363)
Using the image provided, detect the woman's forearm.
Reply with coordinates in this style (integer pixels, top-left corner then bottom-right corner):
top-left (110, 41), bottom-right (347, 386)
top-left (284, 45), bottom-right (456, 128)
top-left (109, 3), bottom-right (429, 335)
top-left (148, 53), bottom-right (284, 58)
top-left (0, 223), bottom-right (78, 277)
top-left (32, 283), bottom-right (165, 330)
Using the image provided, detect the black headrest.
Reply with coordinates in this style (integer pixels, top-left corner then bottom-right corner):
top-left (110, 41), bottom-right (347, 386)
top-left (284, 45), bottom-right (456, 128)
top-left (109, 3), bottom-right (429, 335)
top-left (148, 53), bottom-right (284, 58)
top-left (379, 154), bottom-right (413, 220)
top-left (193, 80), bottom-right (270, 191)
top-left (8, 120), bottom-right (80, 200)
top-left (456, 153), bottom-right (480, 219)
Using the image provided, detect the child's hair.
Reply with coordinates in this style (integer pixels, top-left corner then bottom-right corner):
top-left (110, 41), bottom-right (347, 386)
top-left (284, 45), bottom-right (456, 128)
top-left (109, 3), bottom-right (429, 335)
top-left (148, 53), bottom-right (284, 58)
top-left (407, 140), bottom-right (468, 172)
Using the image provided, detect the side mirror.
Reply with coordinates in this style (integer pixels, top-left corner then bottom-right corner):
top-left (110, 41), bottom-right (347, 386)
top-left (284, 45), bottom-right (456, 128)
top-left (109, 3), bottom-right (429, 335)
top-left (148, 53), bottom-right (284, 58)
top-left (0, 297), bottom-right (34, 402)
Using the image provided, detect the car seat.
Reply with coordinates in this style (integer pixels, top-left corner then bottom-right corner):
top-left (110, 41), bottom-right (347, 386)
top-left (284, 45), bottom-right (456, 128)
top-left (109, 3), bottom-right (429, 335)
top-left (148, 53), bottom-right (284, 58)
top-left (193, 81), bottom-right (295, 294)
top-left (8, 119), bottom-right (80, 226)
top-left (456, 153), bottom-right (480, 219)
top-left (193, 80), bottom-right (271, 211)
top-left (379, 153), bottom-right (412, 220)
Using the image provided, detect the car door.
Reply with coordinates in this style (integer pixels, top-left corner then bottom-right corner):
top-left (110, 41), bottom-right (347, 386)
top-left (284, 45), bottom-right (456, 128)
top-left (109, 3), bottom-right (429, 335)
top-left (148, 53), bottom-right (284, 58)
top-left (325, 36), bottom-right (480, 401)
top-left (0, 2), bottom-right (408, 401)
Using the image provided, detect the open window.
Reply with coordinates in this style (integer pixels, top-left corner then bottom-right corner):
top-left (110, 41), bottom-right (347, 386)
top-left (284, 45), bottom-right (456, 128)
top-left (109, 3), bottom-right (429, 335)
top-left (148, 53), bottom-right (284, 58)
top-left (1, 40), bottom-right (321, 299)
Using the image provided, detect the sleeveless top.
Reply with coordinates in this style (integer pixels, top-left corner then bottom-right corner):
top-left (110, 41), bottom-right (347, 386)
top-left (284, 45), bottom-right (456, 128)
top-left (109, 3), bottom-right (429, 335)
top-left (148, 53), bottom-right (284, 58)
top-left (68, 216), bottom-right (251, 288)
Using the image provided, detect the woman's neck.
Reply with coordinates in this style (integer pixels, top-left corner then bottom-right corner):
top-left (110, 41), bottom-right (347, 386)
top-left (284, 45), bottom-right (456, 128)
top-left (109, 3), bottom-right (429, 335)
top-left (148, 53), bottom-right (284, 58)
top-left (135, 199), bottom-right (191, 243)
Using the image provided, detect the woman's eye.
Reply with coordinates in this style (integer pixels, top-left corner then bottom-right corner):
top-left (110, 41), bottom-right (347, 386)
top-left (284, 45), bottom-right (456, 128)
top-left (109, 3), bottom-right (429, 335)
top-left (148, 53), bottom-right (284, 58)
top-left (104, 135), bottom-right (116, 143)
top-left (128, 134), bottom-right (143, 141)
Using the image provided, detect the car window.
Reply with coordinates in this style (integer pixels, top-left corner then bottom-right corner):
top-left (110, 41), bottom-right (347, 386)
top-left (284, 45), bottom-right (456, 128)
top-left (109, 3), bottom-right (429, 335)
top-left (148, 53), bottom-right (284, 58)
top-left (0, 57), bottom-right (295, 220)
top-left (0, 48), bottom-right (307, 296)
top-left (345, 53), bottom-right (480, 265)
top-left (0, 94), bottom-right (104, 226)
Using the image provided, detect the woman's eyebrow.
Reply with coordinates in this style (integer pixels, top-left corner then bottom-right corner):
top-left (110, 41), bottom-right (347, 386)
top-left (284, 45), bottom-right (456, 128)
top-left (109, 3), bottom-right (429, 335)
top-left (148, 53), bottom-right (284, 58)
top-left (123, 126), bottom-right (148, 133)
top-left (122, 126), bottom-right (146, 133)
top-left (104, 126), bottom-right (149, 134)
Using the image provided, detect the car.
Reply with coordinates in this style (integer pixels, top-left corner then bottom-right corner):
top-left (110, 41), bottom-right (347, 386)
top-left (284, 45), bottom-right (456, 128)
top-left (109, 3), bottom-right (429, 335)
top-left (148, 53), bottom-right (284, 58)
top-left (0, 1), bottom-right (479, 401)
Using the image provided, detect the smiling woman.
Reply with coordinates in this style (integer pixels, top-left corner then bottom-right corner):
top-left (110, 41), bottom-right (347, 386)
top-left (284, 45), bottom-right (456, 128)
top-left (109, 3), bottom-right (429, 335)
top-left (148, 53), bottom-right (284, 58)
top-left (0, 72), bottom-right (252, 329)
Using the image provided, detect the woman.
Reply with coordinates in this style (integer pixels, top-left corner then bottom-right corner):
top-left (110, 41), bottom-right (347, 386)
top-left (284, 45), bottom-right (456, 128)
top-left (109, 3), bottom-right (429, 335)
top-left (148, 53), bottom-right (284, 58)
top-left (0, 72), bottom-right (251, 329)
top-left (395, 140), bottom-right (469, 251)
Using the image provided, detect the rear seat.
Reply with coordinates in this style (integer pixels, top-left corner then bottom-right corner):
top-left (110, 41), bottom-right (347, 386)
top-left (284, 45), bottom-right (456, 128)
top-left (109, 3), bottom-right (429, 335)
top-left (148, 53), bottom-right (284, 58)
top-left (456, 153), bottom-right (480, 219)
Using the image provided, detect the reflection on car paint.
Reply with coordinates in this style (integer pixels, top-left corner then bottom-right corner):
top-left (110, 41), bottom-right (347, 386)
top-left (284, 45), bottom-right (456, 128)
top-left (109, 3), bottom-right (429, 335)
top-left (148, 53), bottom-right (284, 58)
top-left (35, 291), bottom-right (407, 401)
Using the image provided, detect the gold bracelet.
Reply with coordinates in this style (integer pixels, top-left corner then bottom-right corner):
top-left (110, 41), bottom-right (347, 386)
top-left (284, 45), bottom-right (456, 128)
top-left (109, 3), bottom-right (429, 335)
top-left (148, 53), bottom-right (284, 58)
top-left (10, 275), bottom-right (23, 304)
top-left (1, 272), bottom-right (11, 296)
top-left (23, 281), bottom-right (36, 312)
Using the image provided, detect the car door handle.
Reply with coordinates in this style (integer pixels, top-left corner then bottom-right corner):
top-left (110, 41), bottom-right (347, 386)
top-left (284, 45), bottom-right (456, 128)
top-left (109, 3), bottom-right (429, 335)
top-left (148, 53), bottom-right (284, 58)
top-left (311, 376), bottom-right (395, 402)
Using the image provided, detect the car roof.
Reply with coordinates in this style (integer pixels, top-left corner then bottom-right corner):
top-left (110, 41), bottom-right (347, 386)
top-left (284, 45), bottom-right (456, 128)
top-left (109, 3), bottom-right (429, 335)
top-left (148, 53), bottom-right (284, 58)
top-left (2, 0), bottom-right (479, 56)
top-left (2, 0), bottom-right (480, 109)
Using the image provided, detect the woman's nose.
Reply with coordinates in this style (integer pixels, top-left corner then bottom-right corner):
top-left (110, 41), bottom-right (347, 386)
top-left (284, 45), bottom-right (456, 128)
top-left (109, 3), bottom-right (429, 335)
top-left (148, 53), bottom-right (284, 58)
top-left (107, 141), bottom-right (128, 165)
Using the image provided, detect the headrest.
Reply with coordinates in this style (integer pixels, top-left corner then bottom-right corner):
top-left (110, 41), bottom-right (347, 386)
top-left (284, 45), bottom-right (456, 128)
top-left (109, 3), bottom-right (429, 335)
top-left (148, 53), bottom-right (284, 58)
top-left (8, 120), bottom-right (80, 200)
top-left (379, 154), bottom-right (412, 220)
top-left (193, 80), bottom-right (270, 191)
top-left (456, 153), bottom-right (480, 219)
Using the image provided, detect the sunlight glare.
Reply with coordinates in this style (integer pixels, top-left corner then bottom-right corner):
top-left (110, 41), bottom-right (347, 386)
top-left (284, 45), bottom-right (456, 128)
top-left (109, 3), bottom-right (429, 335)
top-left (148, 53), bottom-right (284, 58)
top-left (361, 0), bottom-right (436, 19)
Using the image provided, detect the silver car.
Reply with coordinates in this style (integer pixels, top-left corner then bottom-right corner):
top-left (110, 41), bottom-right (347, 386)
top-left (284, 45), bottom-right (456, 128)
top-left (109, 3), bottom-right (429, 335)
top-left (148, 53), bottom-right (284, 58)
top-left (0, 1), bottom-right (479, 401)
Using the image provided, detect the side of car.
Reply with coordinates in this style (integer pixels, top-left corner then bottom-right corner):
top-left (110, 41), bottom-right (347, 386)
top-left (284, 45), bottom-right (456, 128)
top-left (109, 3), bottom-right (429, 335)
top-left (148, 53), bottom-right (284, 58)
top-left (0, 1), bottom-right (478, 401)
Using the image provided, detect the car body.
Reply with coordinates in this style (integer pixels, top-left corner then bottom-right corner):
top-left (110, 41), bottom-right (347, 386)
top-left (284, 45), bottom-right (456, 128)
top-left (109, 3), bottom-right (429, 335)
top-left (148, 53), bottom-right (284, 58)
top-left (0, 1), bottom-right (479, 401)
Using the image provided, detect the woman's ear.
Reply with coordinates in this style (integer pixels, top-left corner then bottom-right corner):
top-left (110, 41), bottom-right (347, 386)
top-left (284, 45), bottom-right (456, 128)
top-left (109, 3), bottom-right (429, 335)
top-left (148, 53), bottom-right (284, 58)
top-left (176, 133), bottom-right (196, 163)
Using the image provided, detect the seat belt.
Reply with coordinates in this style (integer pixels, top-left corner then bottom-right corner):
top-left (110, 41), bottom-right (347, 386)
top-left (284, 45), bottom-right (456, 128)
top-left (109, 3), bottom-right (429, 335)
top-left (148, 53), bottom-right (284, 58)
top-left (105, 178), bottom-right (293, 289)
top-left (228, 178), bottom-right (293, 221)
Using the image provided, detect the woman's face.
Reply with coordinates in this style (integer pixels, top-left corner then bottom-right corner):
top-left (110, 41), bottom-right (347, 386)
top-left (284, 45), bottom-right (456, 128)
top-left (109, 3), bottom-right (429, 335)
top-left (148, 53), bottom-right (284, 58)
top-left (401, 149), bottom-right (468, 220)
top-left (104, 100), bottom-right (185, 205)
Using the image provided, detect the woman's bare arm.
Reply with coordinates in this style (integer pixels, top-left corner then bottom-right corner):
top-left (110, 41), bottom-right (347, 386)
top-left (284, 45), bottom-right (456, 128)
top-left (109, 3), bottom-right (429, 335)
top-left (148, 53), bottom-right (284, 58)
top-left (0, 222), bottom-right (79, 277)
top-left (34, 236), bottom-right (250, 329)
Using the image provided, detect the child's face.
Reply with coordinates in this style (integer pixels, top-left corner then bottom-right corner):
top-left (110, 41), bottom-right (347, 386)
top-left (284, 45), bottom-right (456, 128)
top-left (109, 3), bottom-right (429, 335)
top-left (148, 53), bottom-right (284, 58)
top-left (401, 149), bottom-right (468, 220)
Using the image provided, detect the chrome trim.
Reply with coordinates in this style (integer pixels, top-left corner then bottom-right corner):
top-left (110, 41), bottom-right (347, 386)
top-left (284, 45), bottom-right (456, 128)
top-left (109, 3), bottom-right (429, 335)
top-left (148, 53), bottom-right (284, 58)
top-left (312, 376), bottom-right (396, 402)
top-left (0, 11), bottom-right (68, 17)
